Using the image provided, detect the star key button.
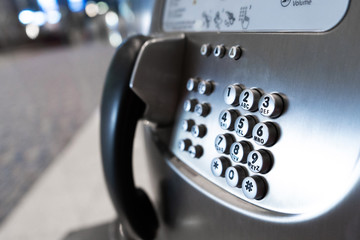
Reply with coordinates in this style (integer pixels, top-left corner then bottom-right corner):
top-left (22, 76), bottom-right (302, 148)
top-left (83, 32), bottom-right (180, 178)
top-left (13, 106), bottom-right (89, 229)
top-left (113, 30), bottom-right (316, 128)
top-left (211, 157), bottom-right (230, 177)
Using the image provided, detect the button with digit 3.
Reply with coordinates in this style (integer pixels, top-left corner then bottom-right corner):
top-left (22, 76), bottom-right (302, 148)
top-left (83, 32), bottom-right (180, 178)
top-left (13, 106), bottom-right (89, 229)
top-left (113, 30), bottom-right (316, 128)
top-left (218, 109), bottom-right (238, 130)
top-left (225, 166), bottom-right (247, 188)
top-left (186, 78), bottom-right (199, 92)
top-left (198, 80), bottom-right (213, 95)
top-left (211, 157), bottom-right (231, 177)
top-left (235, 115), bottom-right (257, 138)
top-left (215, 134), bottom-right (234, 154)
top-left (188, 145), bottom-right (203, 158)
top-left (239, 88), bottom-right (261, 112)
top-left (230, 141), bottom-right (252, 163)
top-left (252, 122), bottom-right (278, 147)
top-left (242, 176), bottom-right (267, 200)
top-left (223, 84), bottom-right (242, 106)
top-left (247, 150), bottom-right (272, 174)
top-left (258, 93), bottom-right (284, 118)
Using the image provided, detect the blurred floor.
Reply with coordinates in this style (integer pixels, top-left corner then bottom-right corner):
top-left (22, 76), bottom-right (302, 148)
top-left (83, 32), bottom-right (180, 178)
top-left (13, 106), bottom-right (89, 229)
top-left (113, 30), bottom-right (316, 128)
top-left (0, 41), bottom-right (114, 224)
top-left (0, 110), bottom-right (116, 240)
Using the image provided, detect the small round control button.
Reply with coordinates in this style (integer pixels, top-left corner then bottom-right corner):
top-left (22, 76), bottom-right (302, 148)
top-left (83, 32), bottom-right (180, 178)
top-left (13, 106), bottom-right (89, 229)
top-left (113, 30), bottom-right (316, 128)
top-left (239, 88), bottom-right (261, 112)
top-left (247, 150), bottom-right (272, 174)
top-left (194, 103), bottom-right (210, 117)
top-left (252, 122), bottom-right (278, 147)
top-left (215, 134), bottom-right (234, 154)
top-left (188, 145), bottom-right (203, 158)
top-left (223, 84), bottom-right (242, 106)
top-left (242, 176), bottom-right (267, 200)
top-left (218, 109), bottom-right (238, 130)
top-left (230, 141), bottom-right (252, 163)
top-left (200, 43), bottom-right (212, 56)
top-left (214, 44), bottom-right (225, 58)
top-left (228, 45), bottom-right (242, 60)
top-left (235, 115), bottom-right (257, 138)
top-left (258, 93), bottom-right (284, 118)
top-left (211, 157), bottom-right (231, 177)
top-left (183, 99), bottom-right (198, 112)
top-left (186, 78), bottom-right (199, 92)
top-left (191, 124), bottom-right (206, 138)
top-left (225, 166), bottom-right (247, 188)
top-left (198, 80), bottom-right (213, 95)
top-left (181, 119), bottom-right (195, 132)
top-left (178, 139), bottom-right (192, 151)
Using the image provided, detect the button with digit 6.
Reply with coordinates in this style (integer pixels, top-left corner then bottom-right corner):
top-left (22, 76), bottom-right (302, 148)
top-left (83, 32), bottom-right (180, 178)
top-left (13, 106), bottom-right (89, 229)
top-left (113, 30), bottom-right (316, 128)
top-left (225, 166), bottom-right (247, 188)
top-left (252, 122), bottom-right (278, 147)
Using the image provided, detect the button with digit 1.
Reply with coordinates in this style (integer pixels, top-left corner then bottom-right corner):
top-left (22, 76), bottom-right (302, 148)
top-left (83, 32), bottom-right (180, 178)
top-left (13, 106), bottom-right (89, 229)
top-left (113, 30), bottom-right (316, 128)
top-left (258, 93), bottom-right (284, 118)
top-left (218, 109), bottom-right (239, 130)
top-left (234, 115), bottom-right (257, 138)
top-left (242, 176), bottom-right (267, 200)
top-left (214, 134), bottom-right (234, 154)
top-left (239, 88), bottom-right (262, 112)
top-left (223, 84), bottom-right (242, 106)
top-left (247, 150), bottom-right (272, 174)
top-left (230, 141), bottom-right (252, 163)
top-left (252, 122), bottom-right (278, 147)
top-left (225, 166), bottom-right (247, 188)
top-left (211, 157), bottom-right (231, 177)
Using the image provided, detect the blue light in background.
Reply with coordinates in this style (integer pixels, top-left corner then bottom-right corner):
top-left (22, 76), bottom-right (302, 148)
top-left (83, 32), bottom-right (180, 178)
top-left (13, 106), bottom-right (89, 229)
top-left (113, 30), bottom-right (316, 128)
top-left (37, 0), bottom-right (59, 12)
top-left (68, 0), bottom-right (86, 12)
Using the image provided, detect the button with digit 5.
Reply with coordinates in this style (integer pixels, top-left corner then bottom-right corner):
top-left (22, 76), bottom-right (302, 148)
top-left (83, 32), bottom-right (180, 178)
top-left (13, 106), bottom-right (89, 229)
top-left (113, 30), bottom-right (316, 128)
top-left (234, 115), bottom-right (257, 138)
top-left (252, 122), bottom-right (278, 147)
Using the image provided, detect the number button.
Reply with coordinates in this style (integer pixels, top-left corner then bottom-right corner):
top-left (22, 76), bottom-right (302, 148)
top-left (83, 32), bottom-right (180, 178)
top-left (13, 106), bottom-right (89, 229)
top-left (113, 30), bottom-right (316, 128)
top-left (211, 157), bottom-right (231, 177)
top-left (198, 80), bottom-right (213, 95)
top-left (183, 99), bottom-right (198, 112)
top-left (225, 166), bottom-right (247, 188)
top-left (214, 134), bottom-right (234, 154)
top-left (188, 145), bottom-right (203, 158)
top-left (242, 176), bottom-right (267, 200)
top-left (247, 150), bottom-right (272, 174)
top-left (218, 110), bottom-right (238, 130)
top-left (214, 44), bottom-right (226, 58)
top-left (228, 45), bottom-right (242, 60)
top-left (239, 88), bottom-right (261, 112)
top-left (186, 78), bottom-right (199, 92)
top-left (234, 115), bottom-right (257, 138)
top-left (223, 84), bottom-right (242, 106)
top-left (230, 141), bottom-right (252, 163)
top-left (258, 93), bottom-right (284, 118)
top-left (200, 43), bottom-right (212, 56)
top-left (252, 122), bottom-right (278, 147)
top-left (191, 124), bottom-right (206, 138)
top-left (178, 139), bottom-right (192, 151)
top-left (181, 119), bottom-right (195, 132)
top-left (195, 103), bottom-right (210, 117)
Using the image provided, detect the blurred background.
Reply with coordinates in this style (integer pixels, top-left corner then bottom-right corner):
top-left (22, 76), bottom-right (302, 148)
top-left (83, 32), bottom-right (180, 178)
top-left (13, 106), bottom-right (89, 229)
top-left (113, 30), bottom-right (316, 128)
top-left (0, 0), bottom-right (155, 239)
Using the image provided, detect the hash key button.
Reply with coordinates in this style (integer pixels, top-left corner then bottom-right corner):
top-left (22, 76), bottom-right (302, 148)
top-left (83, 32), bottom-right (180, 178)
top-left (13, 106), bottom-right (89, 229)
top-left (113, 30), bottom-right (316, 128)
top-left (242, 176), bottom-right (267, 200)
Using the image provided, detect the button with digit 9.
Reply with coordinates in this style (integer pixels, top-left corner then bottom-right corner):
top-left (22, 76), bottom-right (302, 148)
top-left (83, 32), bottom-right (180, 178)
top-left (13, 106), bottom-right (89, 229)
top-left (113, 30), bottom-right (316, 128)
top-left (225, 166), bottom-right (247, 188)
top-left (258, 93), bottom-right (284, 118)
top-left (247, 150), bottom-right (272, 174)
top-left (252, 122), bottom-right (278, 147)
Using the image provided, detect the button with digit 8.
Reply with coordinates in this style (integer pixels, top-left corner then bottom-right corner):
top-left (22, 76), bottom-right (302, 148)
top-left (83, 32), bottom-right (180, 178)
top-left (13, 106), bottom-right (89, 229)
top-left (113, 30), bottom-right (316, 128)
top-left (247, 150), bottom-right (272, 174)
top-left (258, 93), bottom-right (284, 118)
top-left (239, 88), bottom-right (262, 112)
top-left (214, 134), bottom-right (234, 154)
top-left (242, 176), bottom-right (267, 200)
top-left (229, 141), bottom-right (252, 163)
top-left (218, 109), bottom-right (238, 130)
top-left (211, 157), bottom-right (231, 177)
top-left (252, 122), bottom-right (278, 147)
top-left (225, 166), bottom-right (247, 188)
top-left (234, 115), bottom-right (257, 138)
top-left (223, 84), bottom-right (242, 106)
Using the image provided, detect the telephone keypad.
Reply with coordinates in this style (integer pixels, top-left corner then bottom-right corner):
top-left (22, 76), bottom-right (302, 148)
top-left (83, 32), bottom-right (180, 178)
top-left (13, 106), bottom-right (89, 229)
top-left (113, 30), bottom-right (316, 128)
top-left (211, 157), bottom-right (231, 177)
top-left (258, 93), bottom-right (284, 118)
top-left (234, 115), bottom-right (257, 138)
top-left (239, 88), bottom-right (262, 112)
top-left (247, 150), bottom-right (272, 174)
top-left (230, 141), bottom-right (252, 163)
top-left (242, 176), bottom-right (267, 200)
top-left (252, 122), bottom-right (278, 147)
top-left (225, 166), bottom-right (247, 188)
top-left (218, 109), bottom-right (239, 130)
top-left (215, 134), bottom-right (235, 154)
top-left (223, 84), bottom-right (242, 106)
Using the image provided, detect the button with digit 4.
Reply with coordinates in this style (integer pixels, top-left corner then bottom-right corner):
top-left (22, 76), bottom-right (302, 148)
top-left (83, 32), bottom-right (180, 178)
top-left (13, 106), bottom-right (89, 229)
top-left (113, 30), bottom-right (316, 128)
top-left (223, 84), bottom-right (242, 106)
top-left (225, 166), bottom-right (247, 188)
top-left (252, 122), bottom-right (278, 147)
top-left (186, 78), bottom-right (199, 92)
top-left (215, 134), bottom-right (234, 154)
top-left (247, 150), bottom-right (272, 174)
top-left (258, 93), bottom-right (284, 118)
top-left (183, 99), bottom-right (198, 112)
top-left (218, 109), bottom-right (238, 130)
top-left (235, 115), bottom-right (257, 138)
top-left (230, 141), bottom-right (252, 163)
top-left (188, 145), bottom-right (203, 158)
top-left (242, 176), bottom-right (267, 200)
top-left (195, 103), bottom-right (210, 117)
top-left (239, 88), bottom-right (262, 112)
top-left (198, 80), bottom-right (213, 95)
top-left (211, 157), bottom-right (231, 177)
top-left (191, 124), bottom-right (206, 138)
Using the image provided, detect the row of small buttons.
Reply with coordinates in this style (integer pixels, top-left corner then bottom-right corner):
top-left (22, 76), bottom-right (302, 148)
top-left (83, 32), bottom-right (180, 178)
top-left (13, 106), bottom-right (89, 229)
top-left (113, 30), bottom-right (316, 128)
top-left (182, 119), bottom-right (207, 138)
top-left (224, 84), bottom-right (284, 118)
top-left (200, 44), bottom-right (242, 60)
top-left (186, 78), bottom-right (213, 95)
top-left (211, 157), bottom-right (267, 200)
top-left (178, 139), bottom-right (203, 159)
